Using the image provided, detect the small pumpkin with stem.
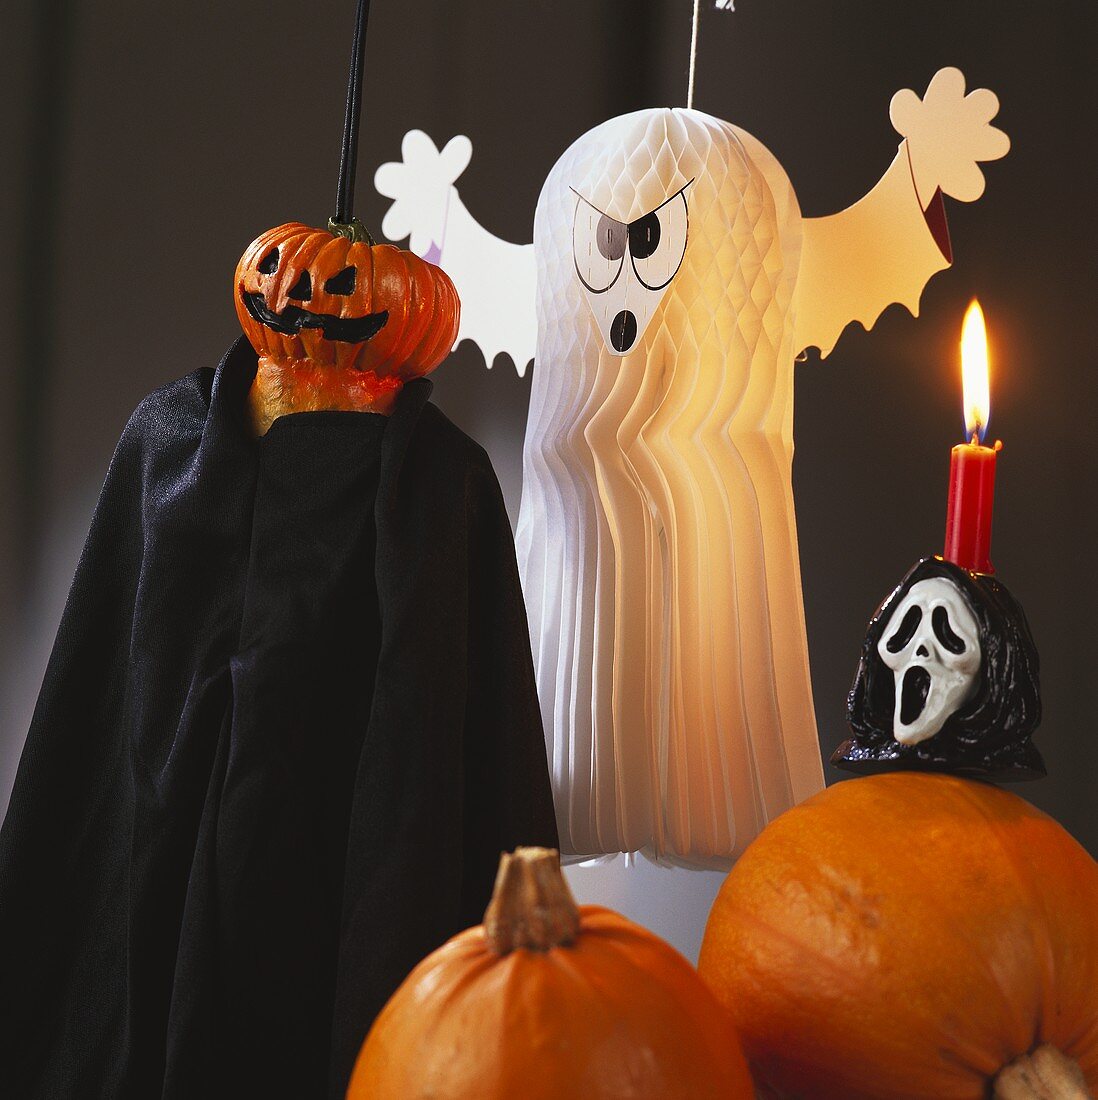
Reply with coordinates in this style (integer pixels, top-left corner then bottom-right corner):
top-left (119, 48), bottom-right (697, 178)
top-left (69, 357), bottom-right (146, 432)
top-left (348, 847), bottom-right (755, 1099)
top-left (698, 772), bottom-right (1098, 1100)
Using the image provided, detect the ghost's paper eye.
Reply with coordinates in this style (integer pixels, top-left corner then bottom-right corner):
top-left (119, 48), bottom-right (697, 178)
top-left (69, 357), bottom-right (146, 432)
top-left (629, 187), bottom-right (689, 291)
top-left (573, 195), bottom-right (627, 294)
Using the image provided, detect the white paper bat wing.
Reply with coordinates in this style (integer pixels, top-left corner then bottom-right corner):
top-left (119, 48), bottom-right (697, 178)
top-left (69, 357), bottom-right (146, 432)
top-left (793, 142), bottom-right (952, 359)
top-left (374, 131), bottom-right (536, 376)
top-left (795, 67), bottom-right (1008, 359)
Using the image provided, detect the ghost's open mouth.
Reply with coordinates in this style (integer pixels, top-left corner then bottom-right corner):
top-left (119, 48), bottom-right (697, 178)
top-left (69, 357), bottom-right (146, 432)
top-left (241, 289), bottom-right (389, 344)
top-left (899, 666), bottom-right (932, 726)
top-left (610, 309), bottom-right (638, 352)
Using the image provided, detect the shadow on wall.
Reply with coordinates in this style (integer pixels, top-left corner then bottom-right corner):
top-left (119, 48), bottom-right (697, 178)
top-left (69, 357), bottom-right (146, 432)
top-left (1, 488), bottom-right (99, 816)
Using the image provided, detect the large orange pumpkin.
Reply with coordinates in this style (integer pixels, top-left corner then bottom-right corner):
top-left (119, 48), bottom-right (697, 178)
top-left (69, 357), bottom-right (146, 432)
top-left (235, 221), bottom-right (459, 434)
top-left (348, 847), bottom-right (755, 1099)
top-left (698, 773), bottom-right (1098, 1099)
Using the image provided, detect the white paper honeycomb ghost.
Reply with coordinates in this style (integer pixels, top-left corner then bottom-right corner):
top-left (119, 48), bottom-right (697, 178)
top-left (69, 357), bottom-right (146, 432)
top-left (375, 68), bottom-right (1009, 866)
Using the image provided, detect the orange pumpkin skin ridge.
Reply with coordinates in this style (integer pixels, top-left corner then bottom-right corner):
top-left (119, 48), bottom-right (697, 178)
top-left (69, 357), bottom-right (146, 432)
top-left (349, 906), bottom-right (755, 1100)
top-left (697, 772), bottom-right (1098, 1100)
top-left (234, 223), bottom-right (459, 427)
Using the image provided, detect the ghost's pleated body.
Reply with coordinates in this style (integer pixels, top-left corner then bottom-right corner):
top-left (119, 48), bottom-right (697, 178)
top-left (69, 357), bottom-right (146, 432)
top-left (517, 108), bottom-right (825, 866)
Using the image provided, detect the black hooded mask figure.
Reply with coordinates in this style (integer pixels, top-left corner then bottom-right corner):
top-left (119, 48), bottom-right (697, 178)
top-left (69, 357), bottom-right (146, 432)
top-left (833, 556), bottom-right (1043, 779)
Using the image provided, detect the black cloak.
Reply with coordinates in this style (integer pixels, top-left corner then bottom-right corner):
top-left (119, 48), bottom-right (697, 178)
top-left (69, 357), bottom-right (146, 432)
top-left (0, 337), bottom-right (558, 1099)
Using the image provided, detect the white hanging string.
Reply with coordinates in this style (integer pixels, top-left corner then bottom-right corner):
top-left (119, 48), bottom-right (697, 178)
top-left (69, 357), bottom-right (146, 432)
top-left (686, 0), bottom-right (701, 109)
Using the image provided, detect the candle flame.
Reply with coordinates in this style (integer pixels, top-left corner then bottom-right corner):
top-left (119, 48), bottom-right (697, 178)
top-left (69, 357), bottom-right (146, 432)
top-left (961, 299), bottom-right (990, 442)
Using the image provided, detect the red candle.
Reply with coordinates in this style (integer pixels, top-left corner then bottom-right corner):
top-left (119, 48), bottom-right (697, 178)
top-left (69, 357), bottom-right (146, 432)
top-left (944, 435), bottom-right (1001, 573)
top-left (943, 301), bottom-right (1000, 575)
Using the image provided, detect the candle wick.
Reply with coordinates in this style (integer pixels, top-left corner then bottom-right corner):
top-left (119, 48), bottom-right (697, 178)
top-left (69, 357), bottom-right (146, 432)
top-left (970, 431), bottom-right (980, 446)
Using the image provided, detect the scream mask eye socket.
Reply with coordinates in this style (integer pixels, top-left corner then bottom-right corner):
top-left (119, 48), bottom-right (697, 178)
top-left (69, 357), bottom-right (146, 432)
top-left (877, 577), bottom-right (982, 746)
top-left (933, 605), bottom-right (967, 654)
top-left (885, 606), bottom-right (922, 653)
top-left (628, 189), bottom-right (688, 291)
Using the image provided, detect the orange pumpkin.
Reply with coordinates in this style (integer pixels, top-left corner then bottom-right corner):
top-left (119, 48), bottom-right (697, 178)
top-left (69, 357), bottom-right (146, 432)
top-left (698, 773), bottom-right (1098, 1100)
top-left (348, 847), bottom-right (755, 1099)
top-left (234, 221), bottom-right (459, 434)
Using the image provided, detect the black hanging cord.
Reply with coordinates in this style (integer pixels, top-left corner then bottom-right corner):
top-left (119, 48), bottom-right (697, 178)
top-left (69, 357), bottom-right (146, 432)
top-left (331, 0), bottom-right (372, 239)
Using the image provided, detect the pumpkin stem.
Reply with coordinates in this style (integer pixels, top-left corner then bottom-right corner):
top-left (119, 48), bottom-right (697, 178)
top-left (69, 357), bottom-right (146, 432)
top-left (993, 1045), bottom-right (1092, 1100)
top-left (328, 217), bottom-right (376, 247)
top-left (484, 847), bottom-right (580, 955)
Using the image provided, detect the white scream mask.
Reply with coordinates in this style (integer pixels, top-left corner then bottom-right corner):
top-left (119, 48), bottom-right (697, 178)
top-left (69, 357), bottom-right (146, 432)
top-left (878, 576), bottom-right (981, 745)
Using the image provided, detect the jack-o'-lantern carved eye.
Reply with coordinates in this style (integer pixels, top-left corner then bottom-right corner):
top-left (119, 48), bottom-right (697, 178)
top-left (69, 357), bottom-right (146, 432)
top-left (258, 248), bottom-right (280, 275)
top-left (324, 266), bottom-right (357, 295)
top-left (287, 272), bottom-right (312, 301)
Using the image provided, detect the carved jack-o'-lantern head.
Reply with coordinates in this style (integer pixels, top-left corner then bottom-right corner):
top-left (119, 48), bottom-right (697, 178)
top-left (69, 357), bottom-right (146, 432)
top-left (235, 222), bottom-right (459, 433)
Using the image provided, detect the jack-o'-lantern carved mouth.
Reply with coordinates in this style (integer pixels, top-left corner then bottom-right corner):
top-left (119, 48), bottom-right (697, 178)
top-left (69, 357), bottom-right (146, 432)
top-left (240, 287), bottom-right (389, 344)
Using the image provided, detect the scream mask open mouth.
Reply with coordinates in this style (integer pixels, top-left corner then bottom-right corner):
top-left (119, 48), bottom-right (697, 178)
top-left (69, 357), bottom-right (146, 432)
top-left (899, 665), bottom-right (933, 726)
top-left (240, 288), bottom-right (389, 344)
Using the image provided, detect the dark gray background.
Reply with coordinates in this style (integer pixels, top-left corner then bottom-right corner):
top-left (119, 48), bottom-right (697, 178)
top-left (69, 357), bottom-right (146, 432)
top-left (2, 2), bottom-right (1096, 952)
